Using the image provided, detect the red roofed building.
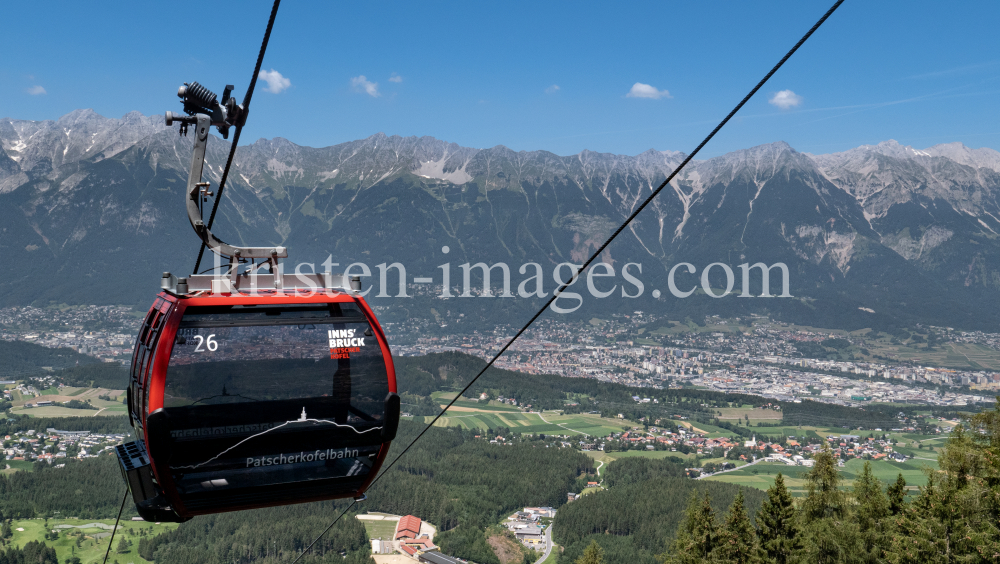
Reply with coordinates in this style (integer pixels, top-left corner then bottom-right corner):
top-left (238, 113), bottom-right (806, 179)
top-left (396, 515), bottom-right (422, 540)
top-left (400, 538), bottom-right (437, 556)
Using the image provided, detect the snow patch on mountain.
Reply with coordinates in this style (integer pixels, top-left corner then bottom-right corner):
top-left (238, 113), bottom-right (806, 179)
top-left (414, 154), bottom-right (473, 184)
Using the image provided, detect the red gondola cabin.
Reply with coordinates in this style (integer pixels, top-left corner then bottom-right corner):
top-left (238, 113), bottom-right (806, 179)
top-left (118, 289), bottom-right (399, 522)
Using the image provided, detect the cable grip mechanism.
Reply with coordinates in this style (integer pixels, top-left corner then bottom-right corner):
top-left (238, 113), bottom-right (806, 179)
top-left (164, 83), bottom-right (288, 290)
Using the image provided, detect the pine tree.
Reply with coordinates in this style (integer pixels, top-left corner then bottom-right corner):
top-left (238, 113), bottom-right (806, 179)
top-left (884, 473), bottom-right (957, 564)
top-left (117, 536), bottom-right (130, 554)
top-left (800, 446), bottom-right (846, 523)
top-left (885, 407), bottom-right (1000, 564)
top-left (886, 473), bottom-right (907, 516)
top-left (757, 473), bottom-right (801, 564)
top-left (800, 519), bottom-right (844, 564)
top-left (852, 461), bottom-right (890, 563)
top-left (664, 490), bottom-right (717, 564)
top-left (575, 539), bottom-right (604, 564)
top-left (800, 445), bottom-right (852, 564)
top-left (715, 489), bottom-right (758, 564)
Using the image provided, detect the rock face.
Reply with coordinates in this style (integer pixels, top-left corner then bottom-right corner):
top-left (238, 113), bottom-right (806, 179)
top-left (2, 110), bottom-right (999, 330)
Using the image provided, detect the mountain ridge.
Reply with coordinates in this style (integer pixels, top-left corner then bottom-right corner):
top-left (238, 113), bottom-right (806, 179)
top-left (2, 110), bottom-right (999, 331)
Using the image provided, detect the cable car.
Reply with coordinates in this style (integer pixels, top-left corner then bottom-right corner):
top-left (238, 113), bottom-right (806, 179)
top-left (118, 284), bottom-right (399, 522)
top-left (116, 82), bottom-right (399, 522)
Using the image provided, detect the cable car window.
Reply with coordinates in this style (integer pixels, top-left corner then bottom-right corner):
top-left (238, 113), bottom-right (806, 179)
top-left (152, 303), bottom-right (390, 507)
top-left (165, 304), bottom-right (385, 418)
top-left (142, 307), bottom-right (169, 418)
top-left (130, 306), bottom-right (159, 422)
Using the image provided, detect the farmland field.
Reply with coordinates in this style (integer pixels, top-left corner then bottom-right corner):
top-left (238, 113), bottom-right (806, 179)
top-left (605, 450), bottom-right (690, 460)
top-left (431, 391), bottom-right (523, 411)
top-left (9, 405), bottom-right (126, 418)
top-left (9, 387), bottom-right (126, 417)
top-left (584, 449), bottom-right (698, 465)
top-left (715, 407), bottom-right (782, 423)
top-left (703, 457), bottom-right (938, 497)
top-left (426, 409), bottom-right (636, 437)
top-left (864, 340), bottom-right (1000, 371)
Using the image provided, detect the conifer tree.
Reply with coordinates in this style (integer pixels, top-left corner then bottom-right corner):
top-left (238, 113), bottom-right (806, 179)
top-left (756, 473), bottom-right (800, 564)
top-left (800, 446), bottom-right (845, 523)
top-left (852, 461), bottom-right (890, 562)
top-left (884, 473), bottom-right (959, 564)
top-left (575, 539), bottom-right (604, 564)
top-left (116, 536), bottom-right (130, 554)
top-left (664, 490), bottom-right (717, 564)
top-left (885, 405), bottom-right (1000, 564)
top-left (715, 489), bottom-right (757, 564)
top-left (800, 445), bottom-right (851, 564)
top-left (853, 461), bottom-right (889, 525)
top-left (800, 519), bottom-right (843, 564)
top-left (886, 473), bottom-right (907, 516)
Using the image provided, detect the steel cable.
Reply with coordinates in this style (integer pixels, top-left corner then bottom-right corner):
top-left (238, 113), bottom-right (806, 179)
top-left (101, 490), bottom-right (129, 564)
top-left (193, 0), bottom-right (282, 275)
top-left (288, 1), bottom-right (845, 560)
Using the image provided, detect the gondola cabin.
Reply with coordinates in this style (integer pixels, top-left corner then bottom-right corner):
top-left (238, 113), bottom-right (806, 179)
top-left (118, 284), bottom-right (399, 522)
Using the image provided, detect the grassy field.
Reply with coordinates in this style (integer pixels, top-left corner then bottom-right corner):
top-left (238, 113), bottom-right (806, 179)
top-left (431, 391), bottom-right (531, 412)
top-left (3, 459), bottom-right (36, 474)
top-left (584, 449), bottom-right (698, 466)
top-left (714, 407), bottom-right (782, 426)
top-left (703, 457), bottom-right (938, 497)
top-left (9, 386), bottom-right (126, 417)
top-left (426, 408), bottom-right (638, 437)
top-left (357, 517), bottom-right (399, 542)
top-left (8, 518), bottom-right (179, 564)
top-left (9, 405), bottom-right (126, 417)
top-left (605, 450), bottom-right (689, 460)
top-left (868, 341), bottom-right (1000, 371)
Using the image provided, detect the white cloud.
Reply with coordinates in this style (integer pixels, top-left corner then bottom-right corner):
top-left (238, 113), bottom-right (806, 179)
top-left (351, 75), bottom-right (380, 97)
top-left (389, 73), bottom-right (403, 83)
top-left (545, 84), bottom-right (560, 94)
top-left (26, 85), bottom-right (46, 95)
top-left (258, 69), bottom-right (291, 94)
top-left (626, 82), bottom-right (671, 99)
top-left (769, 89), bottom-right (803, 109)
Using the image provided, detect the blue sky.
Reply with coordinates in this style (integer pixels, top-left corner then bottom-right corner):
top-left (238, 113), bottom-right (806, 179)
top-left (2, 1), bottom-right (997, 158)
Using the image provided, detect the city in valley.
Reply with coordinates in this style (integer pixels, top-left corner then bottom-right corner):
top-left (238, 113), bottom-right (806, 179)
top-left (3, 304), bottom-right (999, 408)
top-left (3, 303), bottom-right (992, 476)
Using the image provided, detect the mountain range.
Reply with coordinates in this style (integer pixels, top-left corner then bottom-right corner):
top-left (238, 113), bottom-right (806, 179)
top-left (2, 109), bottom-right (999, 331)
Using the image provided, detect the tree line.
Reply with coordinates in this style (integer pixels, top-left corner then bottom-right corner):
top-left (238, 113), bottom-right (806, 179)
top-left (568, 402), bottom-right (1000, 564)
top-left (0, 340), bottom-right (97, 379)
top-left (554, 472), bottom-right (766, 564)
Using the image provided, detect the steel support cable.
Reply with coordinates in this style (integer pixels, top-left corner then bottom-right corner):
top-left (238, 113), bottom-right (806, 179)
top-left (101, 490), bottom-right (129, 564)
top-left (288, 2), bottom-right (845, 561)
top-left (193, 0), bottom-right (282, 274)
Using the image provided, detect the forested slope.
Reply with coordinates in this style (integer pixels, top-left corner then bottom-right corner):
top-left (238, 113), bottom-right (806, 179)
top-left (138, 504), bottom-right (374, 564)
top-left (0, 456), bottom-right (129, 519)
top-left (554, 460), bottom-right (764, 564)
top-left (0, 340), bottom-right (97, 379)
top-left (1, 419), bottom-right (591, 564)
